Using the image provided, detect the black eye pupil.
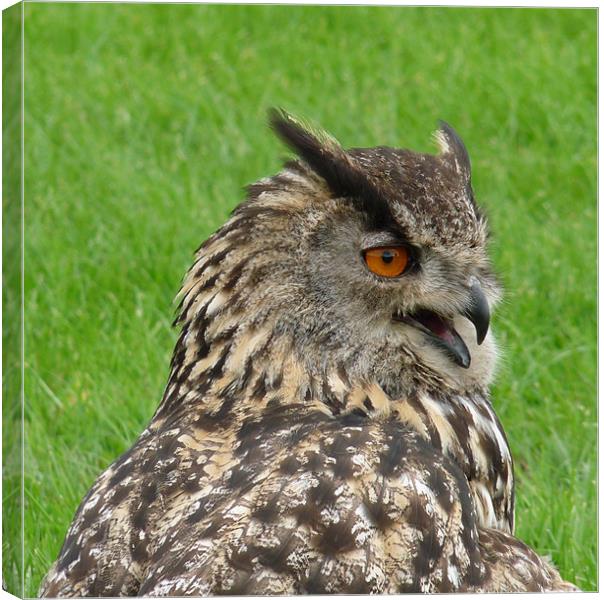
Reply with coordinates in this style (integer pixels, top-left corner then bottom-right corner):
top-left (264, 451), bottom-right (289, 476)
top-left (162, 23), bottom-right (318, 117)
top-left (381, 251), bottom-right (394, 264)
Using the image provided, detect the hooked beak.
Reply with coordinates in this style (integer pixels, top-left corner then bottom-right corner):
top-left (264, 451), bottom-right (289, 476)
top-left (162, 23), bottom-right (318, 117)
top-left (393, 278), bottom-right (491, 370)
top-left (464, 278), bottom-right (490, 345)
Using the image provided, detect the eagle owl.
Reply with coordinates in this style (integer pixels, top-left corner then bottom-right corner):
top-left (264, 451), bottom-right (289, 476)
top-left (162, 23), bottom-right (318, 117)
top-left (40, 110), bottom-right (577, 595)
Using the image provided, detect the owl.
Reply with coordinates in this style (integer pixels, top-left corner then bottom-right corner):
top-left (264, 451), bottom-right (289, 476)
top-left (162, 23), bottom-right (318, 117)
top-left (39, 110), bottom-right (577, 595)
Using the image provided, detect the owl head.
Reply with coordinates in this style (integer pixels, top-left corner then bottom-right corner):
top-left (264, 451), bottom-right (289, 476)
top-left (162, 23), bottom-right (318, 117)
top-left (177, 110), bottom-right (501, 404)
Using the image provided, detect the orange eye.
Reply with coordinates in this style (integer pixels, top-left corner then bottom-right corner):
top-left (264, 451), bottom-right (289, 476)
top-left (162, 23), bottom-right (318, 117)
top-left (363, 246), bottom-right (409, 278)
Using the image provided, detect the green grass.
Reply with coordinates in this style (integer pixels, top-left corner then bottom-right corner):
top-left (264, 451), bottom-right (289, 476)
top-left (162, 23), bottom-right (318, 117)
top-left (3, 5), bottom-right (596, 595)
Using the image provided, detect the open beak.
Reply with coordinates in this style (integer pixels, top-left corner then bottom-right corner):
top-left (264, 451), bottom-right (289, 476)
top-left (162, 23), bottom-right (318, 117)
top-left (394, 279), bottom-right (490, 370)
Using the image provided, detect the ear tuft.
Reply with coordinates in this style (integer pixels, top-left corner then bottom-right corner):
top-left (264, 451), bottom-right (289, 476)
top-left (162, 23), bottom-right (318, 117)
top-left (268, 108), bottom-right (363, 199)
top-left (268, 108), bottom-right (351, 195)
top-left (268, 108), bottom-right (395, 229)
top-left (434, 120), bottom-right (471, 183)
top-left (268, 108), bottom-right (341, 157)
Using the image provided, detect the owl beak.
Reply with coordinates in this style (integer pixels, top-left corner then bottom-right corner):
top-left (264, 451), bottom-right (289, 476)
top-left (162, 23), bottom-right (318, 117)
top-left (394, 279), bottom-right (490, 370)
top-left (464, 279), bottom-right (490, 345)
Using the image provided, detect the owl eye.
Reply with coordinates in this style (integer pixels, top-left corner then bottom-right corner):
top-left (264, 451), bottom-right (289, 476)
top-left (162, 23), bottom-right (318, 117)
top-left (363, 246), bottom-right (410, 278)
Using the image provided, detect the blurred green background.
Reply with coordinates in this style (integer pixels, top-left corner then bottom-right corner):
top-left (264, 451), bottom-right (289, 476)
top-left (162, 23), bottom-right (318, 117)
top-left (3, 4), bottom-right (596, 594)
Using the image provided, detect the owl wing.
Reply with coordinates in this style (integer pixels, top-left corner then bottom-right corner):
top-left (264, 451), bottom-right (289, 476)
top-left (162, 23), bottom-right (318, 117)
top-left (137, 406), bottom-right (573, 594)
top-left (40, 405), bottom-right (573, 596)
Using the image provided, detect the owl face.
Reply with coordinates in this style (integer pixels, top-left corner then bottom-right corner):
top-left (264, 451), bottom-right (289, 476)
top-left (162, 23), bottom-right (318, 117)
top-left (193, 111), bottom-right (502, 396)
